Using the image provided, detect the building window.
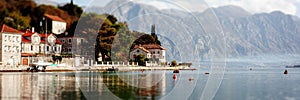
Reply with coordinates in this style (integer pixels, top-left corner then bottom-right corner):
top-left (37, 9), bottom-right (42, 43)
top-left (15, 46), bottom-right (17, 52)
top-left (47, 46), bottom-right (49, 51)
top-left (69, 39), bottom-right (72, 43)
top-left (57, 46), bottom-right (60, 52)
top-left (8, 36), bottom-right (11, 42)
top-left (62, 39), bottom-right (65, 43)
top-left (4, 46), bottom-right (6, 52)
top-left (81, 39), bottom-right (84, 43)
top-left (8, 46), bottom-right (11, 52)
top-left (31, 45), bottom-right (33, 51)
top-left (4, 35), bottom-right (7, 42)
top-left (12, 36), bottom-right (15, 42)
top-left (68, 48), bottom-right (72, 52)
top-left (158, 51), bottom-right (160, 54)
top-left (137, 50), bottom-right (139, 53)
top-left (16, 36), bottom-right (19, 42)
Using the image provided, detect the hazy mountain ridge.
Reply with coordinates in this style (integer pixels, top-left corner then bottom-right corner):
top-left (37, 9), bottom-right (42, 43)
top-left (85, 1), bottom-right (300, 62)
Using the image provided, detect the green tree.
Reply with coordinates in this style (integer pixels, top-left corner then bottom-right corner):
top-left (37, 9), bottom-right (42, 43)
top-left (171, 60), bottom-right (177, 67)
top-left (4, 11), bottom-right (31, 30)
top-left (134, 54), bottom-right (149, 66)
top-left (95, 14), bottom-right (120, 62)
top-left (110, 22), bottom-right (140, 61)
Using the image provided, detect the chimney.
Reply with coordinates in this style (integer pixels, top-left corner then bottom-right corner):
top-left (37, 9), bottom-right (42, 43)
top-left (65, 32), bottom-right (68, 36)
top-left (32, 27), bottom-right (35, 33)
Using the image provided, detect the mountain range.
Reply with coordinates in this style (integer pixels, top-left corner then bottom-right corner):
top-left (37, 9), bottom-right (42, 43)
top-left (83, 0), bottom-right (300, 63)
top-left (35, 0), bottom-right (300, 63)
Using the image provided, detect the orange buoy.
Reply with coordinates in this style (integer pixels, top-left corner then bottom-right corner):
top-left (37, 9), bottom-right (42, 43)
top-left (189, 78), bottom-right (194, 81)
top-left (173, 74), bottom-right (177, 80)
top-left (284, 70), bottom-right (288, 74)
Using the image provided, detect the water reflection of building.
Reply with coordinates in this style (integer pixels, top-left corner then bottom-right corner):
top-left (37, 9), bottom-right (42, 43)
top-left (71, 71), bottom-right (105, 99)
top-left (0, 73), bottom-right (83, 99)
top-left (102, 72), bottom-right (166, 99)
top-left (0, 74), bottom-right (54, 99)
top-left (0, 72), bottom-right (166, 99)
top-left (135, 73), bottom-right (166, 99)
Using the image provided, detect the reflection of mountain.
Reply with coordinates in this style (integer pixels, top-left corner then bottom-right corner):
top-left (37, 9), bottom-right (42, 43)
top-left (86, 1), bottom-right (300, 62)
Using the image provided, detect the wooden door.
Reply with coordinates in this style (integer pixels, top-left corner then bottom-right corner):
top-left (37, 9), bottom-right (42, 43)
top-left (22, 58), bottom-right (28, 65)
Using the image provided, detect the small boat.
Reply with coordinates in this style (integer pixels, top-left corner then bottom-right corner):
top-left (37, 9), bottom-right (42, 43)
top-left (27, 64), bottom-right (47, 72)
top-left (205, 72), bottom-right (210, 74)
top-left (284, 70), bottom-right (288, 74)
top-left (173, 69), bottom-right (180, 73)
top-left (27, 60), bottom-right (51, 72)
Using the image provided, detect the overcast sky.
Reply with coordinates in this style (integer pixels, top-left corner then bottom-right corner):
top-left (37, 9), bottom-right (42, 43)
top-left (45, 0), bottom-right (300, 17)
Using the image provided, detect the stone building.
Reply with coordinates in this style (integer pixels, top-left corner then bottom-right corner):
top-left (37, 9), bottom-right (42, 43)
top-left (130, 44), bottom-right (166, 63)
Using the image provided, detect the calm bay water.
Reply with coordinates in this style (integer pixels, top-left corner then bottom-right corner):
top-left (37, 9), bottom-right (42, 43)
top-left (0, 68), bottom-right (299, 100)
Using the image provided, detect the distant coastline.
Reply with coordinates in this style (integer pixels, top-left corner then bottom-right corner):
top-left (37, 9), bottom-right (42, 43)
top-left (286, 65), bottom-right (300, 68)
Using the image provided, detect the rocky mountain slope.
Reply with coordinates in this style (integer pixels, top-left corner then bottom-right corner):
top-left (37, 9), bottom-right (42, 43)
top-left (85, 0), bottom-right (300, 63)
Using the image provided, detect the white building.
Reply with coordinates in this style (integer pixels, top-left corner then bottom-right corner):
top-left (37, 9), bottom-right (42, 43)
top-left (130, 44), bottom-right (166, 63)
top-left (0, 24), bottom-right (23, 66)
top-left (44, 14), bottom-right (67, 35)
top-left (21, 30), bottom-right (62, 65)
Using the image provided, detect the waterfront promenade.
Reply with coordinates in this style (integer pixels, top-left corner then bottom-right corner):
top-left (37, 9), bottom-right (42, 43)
top-left (0, 65), bottom-right (196, 72)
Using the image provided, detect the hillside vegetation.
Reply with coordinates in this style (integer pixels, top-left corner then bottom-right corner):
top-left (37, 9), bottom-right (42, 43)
top-left (0, 0), bottom-right (161, 62)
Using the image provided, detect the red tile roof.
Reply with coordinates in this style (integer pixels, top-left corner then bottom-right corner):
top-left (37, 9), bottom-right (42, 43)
top-left (40, 34), bottom-right (62, 44)
top-left (0, 24), bottom-right (23, 34)
top-left (134, 44), bottom-right (165, 50)
top-left (22, 37), bottom-right (31, 43)
top-left (137, 47), bottom-right (150, 53)
top-left (56, 39), bottom-right (62, 44)
top-left (22, 30), bottom-right (34, 43)
top-left (21, 31), bottom-right (62, 44)
top-left (44, 14), bottom-right (65, 22)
